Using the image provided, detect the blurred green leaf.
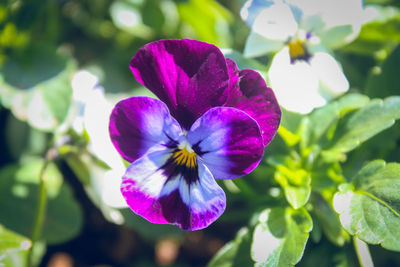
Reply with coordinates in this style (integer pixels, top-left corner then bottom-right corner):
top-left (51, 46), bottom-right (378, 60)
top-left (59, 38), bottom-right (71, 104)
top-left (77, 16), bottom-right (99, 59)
top-left (177, 0), bottom-right (232, 47)
top-left (333, 160), bottom-right (400, 251)
top-left (64, 153), bottom-right (91, 185)
top-left (359, 14), bottom-right (400, 43)
top-left (366, 45), bottom-right (400, 98)
top-left (0, 158), bottom-right (83, 244)
top-left (278, 126), bottom-right (301, 147)
top-left (310, 162), bottom-right (345, 190)
top-left (208, 227), bottom-right (253, 267)
top-left (280, 108), bottom-right (303, 135)
top-left (251, 207), bottom-right (312, 267)
top-left (324, 96), bottom-right (400, 154)
top-left (110, 1), bottom-right (153, 38)
top-left (141, 0), bottom-right (165, 30)
top-left (0, 45), bottom-right (74, 131)
top-left (365, 0), bottom-right (400, 6)
top-left (0, 224), bottom-right (31, 267)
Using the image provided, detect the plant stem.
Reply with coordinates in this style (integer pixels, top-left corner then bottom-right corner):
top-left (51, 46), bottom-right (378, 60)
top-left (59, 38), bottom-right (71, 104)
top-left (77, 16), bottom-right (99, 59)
top-left (26, 149), bottom-right (54, 267)
top-left (353, 236), bottom-right (374, 267)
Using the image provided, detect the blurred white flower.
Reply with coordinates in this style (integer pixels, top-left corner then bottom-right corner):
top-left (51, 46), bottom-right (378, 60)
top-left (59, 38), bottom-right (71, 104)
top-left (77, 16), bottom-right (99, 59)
top-left (70, 70), bottom-right (128, 208)
top-left (241, 0), bottom-right (368, 113)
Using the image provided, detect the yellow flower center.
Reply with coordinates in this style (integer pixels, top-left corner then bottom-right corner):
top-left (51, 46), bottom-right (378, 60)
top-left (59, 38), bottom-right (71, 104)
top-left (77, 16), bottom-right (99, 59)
top-left (172, 147), bottom-right (197, 168)
top-left (288, 39), bottom-right (307, 60)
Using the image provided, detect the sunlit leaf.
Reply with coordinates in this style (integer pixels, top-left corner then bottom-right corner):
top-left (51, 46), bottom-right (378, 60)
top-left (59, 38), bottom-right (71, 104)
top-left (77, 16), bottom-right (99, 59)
top-left (177, 0), bottom-right (232, 47)
top-left (0, 225), bottom-right (31, 267)
top-left (359, 14), bottom-right (400, 43)
top-left (303, 94), bottom-right (370, 149)
top-left (333, 160), bottom-right (400, 251)
top-left (275, 165), bottom-right (311, 209)
top-left (251, 207), bottom-right (312, 267)
top-left (325, 96), bottom-right (400, 154)
top-left (0, 158), bottom-right (83, 244)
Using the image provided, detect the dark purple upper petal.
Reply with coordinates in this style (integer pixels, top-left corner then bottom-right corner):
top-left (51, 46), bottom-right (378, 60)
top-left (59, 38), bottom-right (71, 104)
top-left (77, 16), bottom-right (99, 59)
top-left (225, 66), bottom-right (281, 146)
top-left (130, 39), bottom-right (230, 130)
top-left (187, 107), bottom-right (264, 179)
top-left (129, 39), bottom-right (281, 145)
top-left (109, 96), bottom-right (183, 163)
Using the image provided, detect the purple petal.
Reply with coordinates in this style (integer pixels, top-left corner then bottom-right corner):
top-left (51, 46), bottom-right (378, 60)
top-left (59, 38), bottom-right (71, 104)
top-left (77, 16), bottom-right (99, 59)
top-left (130, 39), bottom-right (230, 129)
top-left (226, 58), bottom-right (240, 94)
top-left (187, 107), bottom-right (264, 179)
top-left (225, 68), bottom-right (281, 146)
top-left (109, 96), bottom-right (183, 162)
top-left (121, 150), bottom-right (226, 230)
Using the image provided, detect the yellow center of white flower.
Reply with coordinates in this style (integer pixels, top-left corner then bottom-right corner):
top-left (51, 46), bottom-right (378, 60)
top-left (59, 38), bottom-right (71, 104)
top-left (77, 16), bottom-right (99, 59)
top-left (288, 39), bottom-right (307, 60)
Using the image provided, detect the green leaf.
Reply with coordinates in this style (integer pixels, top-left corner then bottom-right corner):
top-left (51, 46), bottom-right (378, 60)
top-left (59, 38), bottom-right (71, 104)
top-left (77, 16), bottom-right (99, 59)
top-left (303, 94), bottom-right (370, 148)
top-left (275, 165), bottom-right (311, 209)
top-left (326, 96), bottom-right (400, 154)
top-left (358, 15), bottom-right (400, 43)
top-left (109, 1), bottom-right (153, 38)
top-left (208, 227), bottom-right (253, 267)
top-left (0, 158), bottom-right (83, 244)
top-left (0, 45), bottom-right (74, 131)
top-left (141, 0), bottom-right (165, 31)
top-left (251, 207), bottom-right (312, 267)
top-left (333, 160), bottom-right (400, 251)
top-left (312, 193), bottom-right (348, 246)
top-left (366, 45), bottom-right (400, 98)
top-left (177, 0), bottom-right (232, 47)
top-left (0, 225), bottom-right (31, 267)
top-left (64, 153), bottom-right (91, 185)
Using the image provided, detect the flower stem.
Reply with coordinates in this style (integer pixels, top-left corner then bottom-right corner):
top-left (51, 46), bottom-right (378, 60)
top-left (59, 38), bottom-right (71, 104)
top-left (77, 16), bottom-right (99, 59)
top-left (26, 149), bottom-right (54, 267)
top-left (353, 236), bottom-right (374, 267)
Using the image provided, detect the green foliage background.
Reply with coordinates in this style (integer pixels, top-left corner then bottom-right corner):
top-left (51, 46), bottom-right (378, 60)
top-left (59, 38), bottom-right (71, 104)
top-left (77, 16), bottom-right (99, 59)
top-left (0, 0), bottom-right (399, 266)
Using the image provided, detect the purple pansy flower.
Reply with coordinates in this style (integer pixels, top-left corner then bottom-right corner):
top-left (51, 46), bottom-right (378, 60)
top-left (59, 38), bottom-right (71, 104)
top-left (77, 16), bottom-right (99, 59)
top-left (109, 39), bottom-right (281, 230)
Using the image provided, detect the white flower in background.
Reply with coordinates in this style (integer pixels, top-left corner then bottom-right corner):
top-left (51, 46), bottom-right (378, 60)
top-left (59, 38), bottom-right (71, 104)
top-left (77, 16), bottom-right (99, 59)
top-left (241, 0), bottom-right (368, 114)
top-left (70, 70), bottom-right (128, 209)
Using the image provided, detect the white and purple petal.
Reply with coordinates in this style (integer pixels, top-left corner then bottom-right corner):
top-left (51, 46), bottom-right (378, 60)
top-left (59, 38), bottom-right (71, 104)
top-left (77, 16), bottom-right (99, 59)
top-left (187, 107), bottom-right (264, 180)
top-left (129, 39), bottom-right (230, 130)
top-left (121, 150), bottom-right (226, 230)
top-left (109, 96), bottom-right (183, 162)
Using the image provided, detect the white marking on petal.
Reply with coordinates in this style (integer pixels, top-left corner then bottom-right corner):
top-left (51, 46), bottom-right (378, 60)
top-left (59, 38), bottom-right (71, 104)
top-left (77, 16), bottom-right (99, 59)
top-left (123, 151), bottom-right (171, 197)
top-left (187, 163), bottom-right (226, 213)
